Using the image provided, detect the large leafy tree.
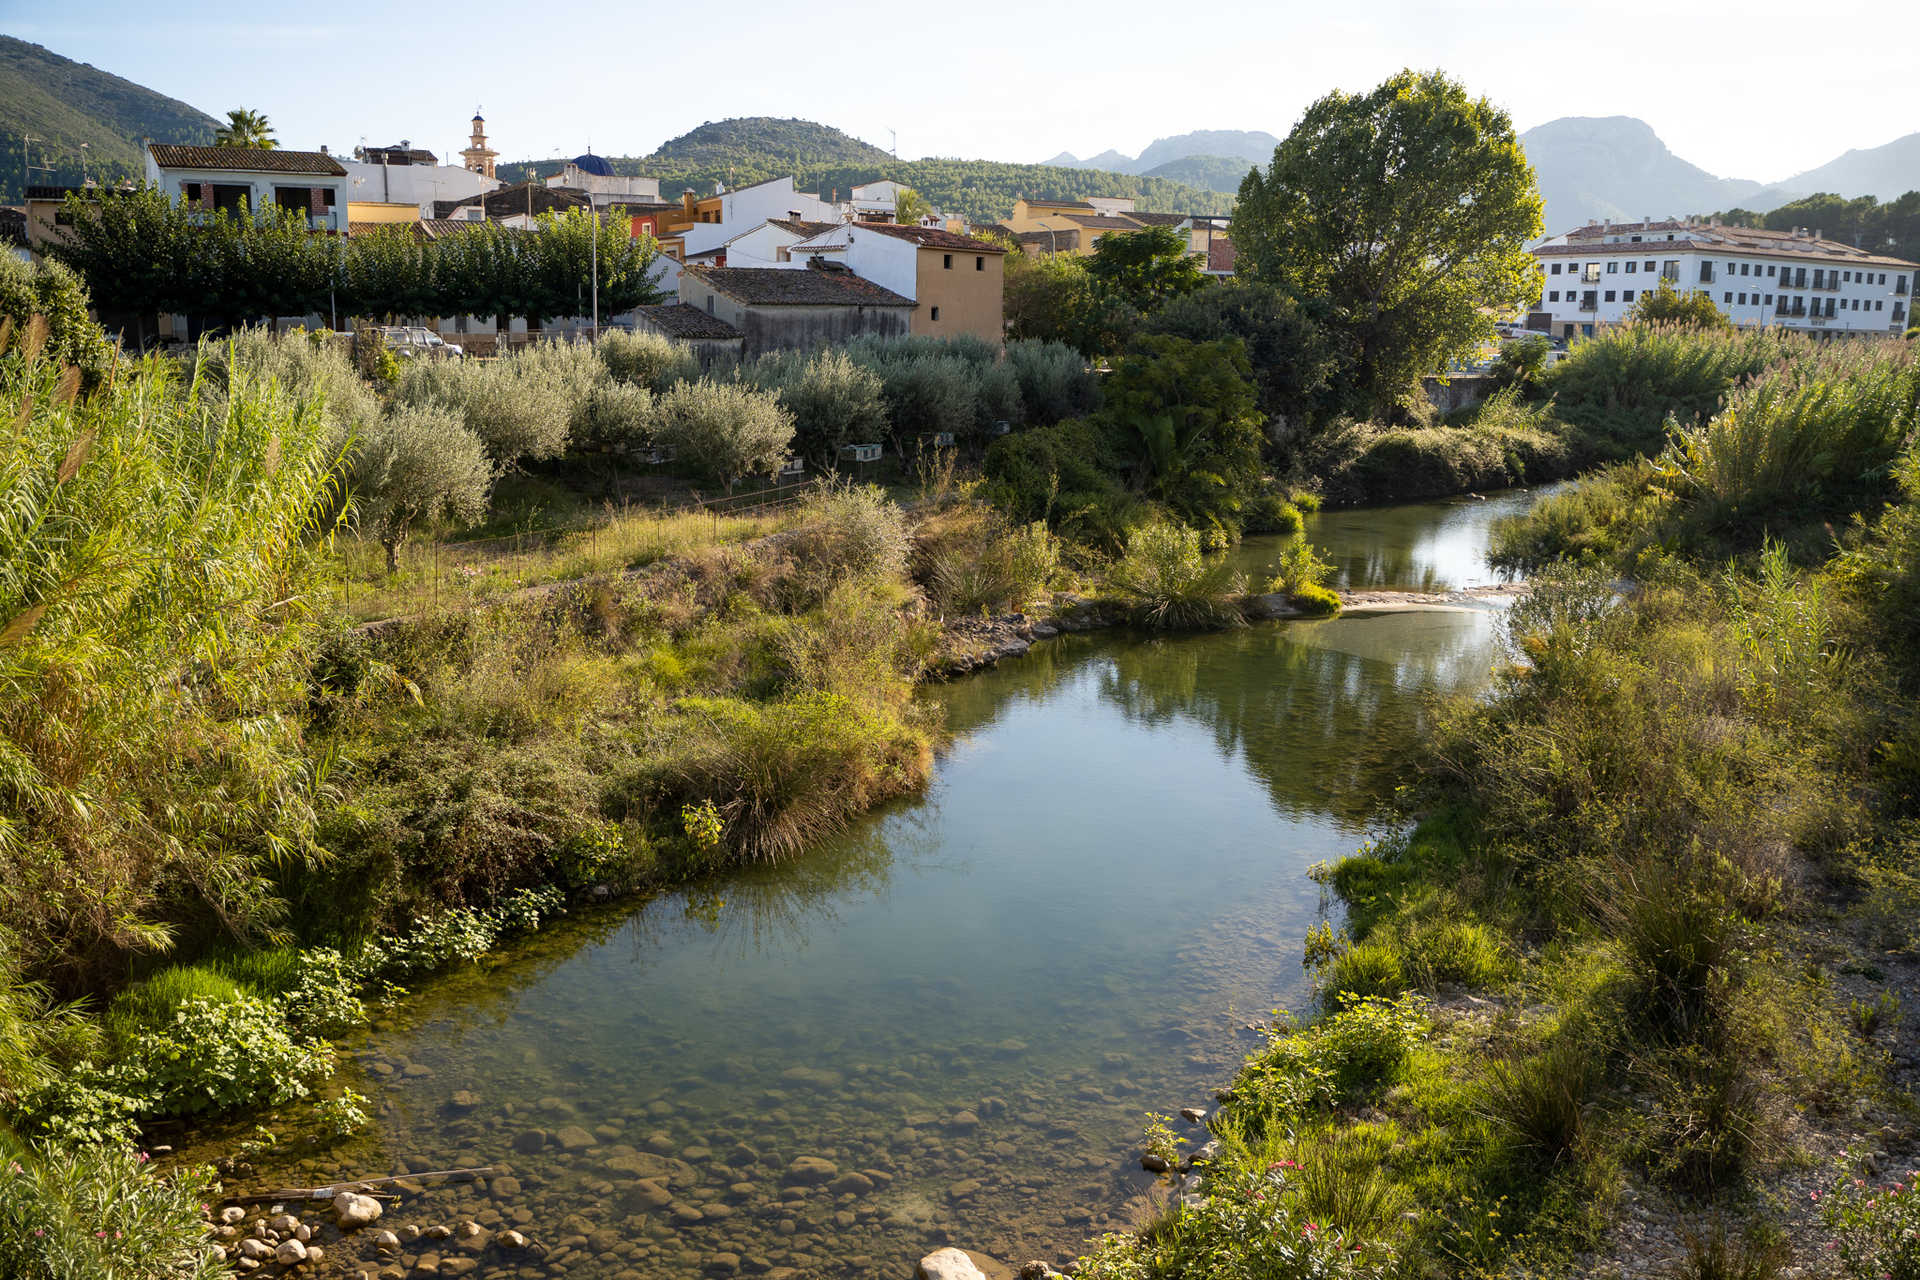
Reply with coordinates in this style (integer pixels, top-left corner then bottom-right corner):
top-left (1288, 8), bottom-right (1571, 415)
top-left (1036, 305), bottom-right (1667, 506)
top-left (1140, 279), bottom-right (1338, 434)
top-left (1099, 334), bottom-right (1265, 534)
top-left (214, 109), bottom-right (277, 149)
top-left (1002, 249), bottom-right (1136, 358)
top-left (1235, 69), bottom-right (1543, 420)
top-left (1085, 225), bottom-right (1208, 313)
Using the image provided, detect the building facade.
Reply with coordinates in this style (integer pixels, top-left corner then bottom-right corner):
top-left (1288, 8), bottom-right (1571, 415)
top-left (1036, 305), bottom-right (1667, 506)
top-left (146, 144), bottom-right (350, 232)
top-left (678, 263), bottom-right (913, 356)
top-left (787, 222), bottom-right (1005, 340)
top-left (1531, 219), bottom-right (1915, 339)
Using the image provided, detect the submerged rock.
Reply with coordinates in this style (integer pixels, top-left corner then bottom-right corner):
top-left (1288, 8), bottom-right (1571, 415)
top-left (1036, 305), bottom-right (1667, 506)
top-left (335, 1191), bottom-right (383, 1230)
top-left (916, 1248), bottom-right (988, 1280)
top-left (782, 1156), bottom-right (838, 1185)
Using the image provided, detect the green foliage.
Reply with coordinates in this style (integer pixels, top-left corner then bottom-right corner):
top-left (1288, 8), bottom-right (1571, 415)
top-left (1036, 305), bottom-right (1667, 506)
top-left (1100, 334), bottom-right (1267, 537)
top-left (1106, 522), bottom-right (1246, 631)
top-left (0, 333), bottom-right (336, 991)
top-left (1817, 1160), bottom-right (1920, 1279)
top-left (1141, 280), bottom-right (1337, 431)
top-left (129, 994), bottom-right (331, 1116)
top-left (395, 339), bottom-right (593, 464)
top-left (785, 482), bottom-right (913, 589)
top-left (1003, 339), bottom-right (1099, 425)
top-left (739, 347), bottom-right (887, 467)
top-left (655, 378), bottom-right (795, 490)
top-left (1236, 69), bottom-right (1543, 419)
top-left (1085, 225), bottom-right (1209, 312)
top-left (1627, 279), bottom-right (1734, 330)
top-left (1715, 189), bottom-right (1920, 267)
top-left (0, 258), bottom-right (117, 389)
top-left (1301, 387), bottom-right (1572, 506)
top-left (913, 502), bottom-right (1060, 615)
top-left (598, 327), bottom-right (698, 392)
top-left (1486, 334), bottom-right (1552, 398)
top-left (0, 1136), bottom-right (226, 1280)
top-left (194, 325), bottom-right (379, 448)
top-left (982, 417), bottom-right (1138, 550)
top-left (1003, 250), bottom-right (1137, 358)
top-left (213, 107), bottom-right (275, 148)
top-left (1233, 996), bottom-right (1429, 1132)
top-left (1477, 1038), bottom-right (1597, 1166)
top-left (348, 402), bottom-right (494, 570)
top-left (104, 966), bottom-right (244, 1041)
top-left (314, 1087), bottom-right (370, 1140)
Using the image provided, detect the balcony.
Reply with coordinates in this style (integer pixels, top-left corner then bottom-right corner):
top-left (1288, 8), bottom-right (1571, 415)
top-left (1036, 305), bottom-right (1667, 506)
top-left (1580, 269), bottom-right (1601, 283)
top-left (1660, 267), bottom-right (1680, 282)
top-left (1699, 267), bottom-right (1716, 283)
top-left (1811, 275), bottom-right (1841, 291)
top-left (1578, 293), bottom-right (1598, 312)
top-left (1894, 305), bottom-right (1907, 324)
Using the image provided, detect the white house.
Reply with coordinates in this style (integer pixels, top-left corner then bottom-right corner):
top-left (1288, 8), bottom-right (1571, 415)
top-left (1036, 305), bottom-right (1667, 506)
top-left (786, 222), bottom-right (918, 298)
top-left (342, 143), bottom-right (498, 218)
top-left (674, 176), bottom-right (843, 258)
top-left (1532, 218), bottom-right (1915, 339)
top-left (146, 143), bottom-right (349, 232)
top-left (545, 154), bottom-right (662, 210)
top-left (714, 218), bottom-right (843, 269)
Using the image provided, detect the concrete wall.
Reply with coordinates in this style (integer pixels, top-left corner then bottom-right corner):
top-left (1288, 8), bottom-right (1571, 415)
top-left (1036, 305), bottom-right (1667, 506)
top-left (1422, 373), bottom-right (1496, 415)
top-left (341, 161), bottom-right (497, 216)
top-left (736, 304), bottom-right (909, 357)
top-left (912, 245), bottom-right (1004, 341)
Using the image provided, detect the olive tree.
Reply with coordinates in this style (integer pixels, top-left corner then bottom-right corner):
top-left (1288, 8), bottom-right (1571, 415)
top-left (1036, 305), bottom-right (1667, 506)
top-left (655, 380), bottom-right (794, 492)
top-left (349, 404), bottom-right (494, 571)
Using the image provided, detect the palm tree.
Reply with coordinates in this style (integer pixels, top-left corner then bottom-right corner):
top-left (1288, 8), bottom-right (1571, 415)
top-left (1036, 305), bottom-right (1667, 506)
top-left (214, 109), bottom-right (277, 149)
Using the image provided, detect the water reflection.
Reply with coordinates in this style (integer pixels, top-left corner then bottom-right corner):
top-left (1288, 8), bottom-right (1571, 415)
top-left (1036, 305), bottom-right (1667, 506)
top-left (229, 498), bottom-right (1531, 1280)
top-left (1230, 487), bottom-right (1547, 592)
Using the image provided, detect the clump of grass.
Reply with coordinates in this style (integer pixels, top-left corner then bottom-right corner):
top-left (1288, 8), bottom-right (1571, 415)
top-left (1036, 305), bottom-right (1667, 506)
top-left (1672, 1218), bottom-right (1789, 1280)
top-left (1478, 1037), bottom-right (1598, 1167)
top-left (1105, 522), bottom-right (1247, 631)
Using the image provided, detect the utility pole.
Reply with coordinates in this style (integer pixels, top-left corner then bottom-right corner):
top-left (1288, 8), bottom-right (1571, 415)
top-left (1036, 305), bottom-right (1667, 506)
top-left (590, 204), bottom-right (600, 341)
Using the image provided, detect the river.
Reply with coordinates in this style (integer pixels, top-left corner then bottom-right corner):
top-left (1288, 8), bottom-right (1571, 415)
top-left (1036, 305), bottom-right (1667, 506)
top-left (266, 488), bottom-right (1539, 1279)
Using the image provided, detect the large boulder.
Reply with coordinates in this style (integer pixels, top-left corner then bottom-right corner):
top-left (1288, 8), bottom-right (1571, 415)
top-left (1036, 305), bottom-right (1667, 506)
top-left (916, 1248), bottom-right (988, 1280)
top-left (333, 1191), bottom-right (383, 1230)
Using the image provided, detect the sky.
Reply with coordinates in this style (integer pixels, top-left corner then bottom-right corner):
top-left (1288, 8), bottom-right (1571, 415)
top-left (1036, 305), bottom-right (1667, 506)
top-left (6, 0), bottom-right (1919, 183)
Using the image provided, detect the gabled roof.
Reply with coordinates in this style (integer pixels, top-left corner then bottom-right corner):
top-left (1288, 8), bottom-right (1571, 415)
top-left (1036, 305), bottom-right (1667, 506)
top-left (635, 302), bottom-right (744, 340)
top-left (1124, 211), bottom-right (1192, 227)
top-left (1019, 197), bottom-right (1096, 212)
top-left (766, 218), bottom-right (843, 239)
top-left (684, 265), bottom-right (914, 307)
top-left (857, 223), bottom-right (1006, 254)
top-left (1063, 214), bottom-right (1144, 231)
top-left (148, 144), bottom-right (347, 177)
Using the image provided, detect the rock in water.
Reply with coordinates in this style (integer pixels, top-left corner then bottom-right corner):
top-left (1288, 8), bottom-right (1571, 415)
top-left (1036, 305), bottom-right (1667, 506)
top-left (782, 1156), bottom-right (838, 1185)
top-left (1140, 1154), bottom-right (1170, 1173)
top-left (273, 1239), bottom-right (307, 1265)
top-left (917, 1248), bottom-right (988, 1280)
top-left (333, 1191), bottom-right (383, 1230)
top-left (1178, 1107), bottom-right (1207, 1124)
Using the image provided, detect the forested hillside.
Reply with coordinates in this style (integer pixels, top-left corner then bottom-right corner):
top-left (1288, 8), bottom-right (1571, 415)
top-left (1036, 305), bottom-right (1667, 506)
top-left (1711, 190), bottom-right (1920, 267)
top-left (501, 117), bottom-right (1234, 222)
top-left (0, 36), bottom-right (217, 201)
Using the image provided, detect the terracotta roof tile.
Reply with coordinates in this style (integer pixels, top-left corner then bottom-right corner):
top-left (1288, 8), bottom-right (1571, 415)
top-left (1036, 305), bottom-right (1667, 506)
top-left (148, 144), bottom-right (346, 177)
top-left (635, 303), bottom-right (744, 340)
top-left (856, 223), bottom-right (1006, 254)
top-left (684, 265), bottom-right (914, 307)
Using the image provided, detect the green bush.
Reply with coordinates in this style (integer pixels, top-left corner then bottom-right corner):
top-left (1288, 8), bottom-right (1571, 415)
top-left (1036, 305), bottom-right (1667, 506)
top-left (597, 328), bottom-right (697, 391)
top-left (1003, 339), bottom-right (1098, 425)
top-left (1477, 1037), bottom-right (1597, 1165)
top-left (0, 1136), bottom-right (225, 1280)
top-left (1106, 522), bottom-right (1247, 631)
top-left (1234, 995), bottom-right (1428, 1132)
top-left (194, 325), bottom-right (380, 451)
top-left (1324, 940), bottom-right (1405, 1004)
top-left (105, 966), bottom-right (246, 1041)
top-left (1301, 388), bottom-right (1572, 506)
top-left (347, 402), bottom-right (494, 570)
top-left (982, 417), bottom-right (1136, 547)
top-left (739, 348), bottom-right (887, 467)
top-left (395, 341), bottom-right (591, 463)
top-left (0, 256), bottom-right (117, 391)
top-left (130, 994), bottom-right (332, 1116)
top-left (1288, 582), bottom-right (1342, 617)
top-left (786, 483), bottom-right (912, 589)
top-left (1139, 279), bottom-right (1337, 430)
top-left (655, 378), bottom-right (794, 490)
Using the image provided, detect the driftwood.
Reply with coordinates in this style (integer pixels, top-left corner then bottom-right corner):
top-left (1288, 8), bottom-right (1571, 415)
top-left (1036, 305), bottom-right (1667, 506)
top-left (219, 1165), bottom-right (496, 1205)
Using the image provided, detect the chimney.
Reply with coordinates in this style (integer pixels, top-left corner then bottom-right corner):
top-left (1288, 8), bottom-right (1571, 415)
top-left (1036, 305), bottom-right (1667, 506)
top-left (1814, 228), bottom-right (1823, 241)
top-left (319, 144), bottom-right (329, 156)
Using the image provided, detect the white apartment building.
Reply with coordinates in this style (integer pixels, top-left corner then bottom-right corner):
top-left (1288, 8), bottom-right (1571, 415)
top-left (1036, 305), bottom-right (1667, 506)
top-left (1531, 219), bottom-right (1915, 340)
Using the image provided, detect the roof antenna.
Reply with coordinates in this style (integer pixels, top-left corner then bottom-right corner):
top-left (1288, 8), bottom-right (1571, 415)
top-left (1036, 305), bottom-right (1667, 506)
top-left (888, 128), bottom-right (897, 159)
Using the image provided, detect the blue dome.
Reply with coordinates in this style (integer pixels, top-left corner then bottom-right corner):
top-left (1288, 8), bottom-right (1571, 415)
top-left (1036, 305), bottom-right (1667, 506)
top-left (571, 152), bottom-right (614, 177)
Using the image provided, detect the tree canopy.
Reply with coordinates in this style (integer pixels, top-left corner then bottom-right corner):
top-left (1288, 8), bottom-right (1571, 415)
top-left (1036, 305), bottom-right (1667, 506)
top-left (213, 108), bottom-right (275, 149)
top-left (1626, 279), bottom-right (1734, 331)
top-left (1085, 225), bottom-right (1209, 313)
top-left (1234, 69), bottom-right (1543, 418)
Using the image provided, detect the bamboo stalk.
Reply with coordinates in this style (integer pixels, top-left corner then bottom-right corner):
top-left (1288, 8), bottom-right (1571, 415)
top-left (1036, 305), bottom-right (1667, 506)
top-left (219, 1166), bottom-right (496, 1205)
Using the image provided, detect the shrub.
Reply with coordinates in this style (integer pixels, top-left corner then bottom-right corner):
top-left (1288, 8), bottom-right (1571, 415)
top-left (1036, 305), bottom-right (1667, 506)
top-left (785, 483), bottom-right (912, 588)
top-left (130, 994), bottom-right (332, 1116)
top-left (1004, 339), bottom-right (1097, 425)
top-left (655, 378), bottom-right (794, 491)
top-left (195, 325), bottom-right (379, 451)
top-left (913, 503), bottom-right (1060, 616)
top-left (982, 417), bottom-right (1136, 547)
top-left (1817, 1160), bottom-right (1920, 1280)
top-left (0, 257), bottom-right (117, 391)
top-left (1477, 1037), bottom-right (1597, 1165)
top-left (1106, 522), bottom-right (1247, 631)
top-left (1324, 941), bottom-right (1405, 1004)
top-left (740, 348), bottom-right (887, 467)
top-left (348, 402), bottom-right (494, 571)
top-left (1289, 582), bottom-right (1342, 617)
top-left (1290, 1126), bottom-right (1410, 1242)
top-left (1300, 389), bottom-right (1573, 506)
top-left (1234, 995), bottom-right (1428, 1131)
top-left (394, 342), bottom-right (587, 463)
top-left (0, 1137), bottom-right (226, 1280)
top-left (571, 377), bottom-right (655, 452)
top-left (1139, 279), bottom-right (1338, 431)
top-left (597, 328), bottom-right (697, 391)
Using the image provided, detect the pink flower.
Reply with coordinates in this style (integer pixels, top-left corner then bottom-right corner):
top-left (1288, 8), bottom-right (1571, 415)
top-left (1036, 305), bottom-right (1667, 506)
top-left (95, 1231), bottom-right (106, 1238)
top-left (1302, 1222), bottom-right (1319, 1235)
top-left (1812, 1190), bottom-right (1822, 1201)
top-left (137, 1151), bottom-right (149, 1163)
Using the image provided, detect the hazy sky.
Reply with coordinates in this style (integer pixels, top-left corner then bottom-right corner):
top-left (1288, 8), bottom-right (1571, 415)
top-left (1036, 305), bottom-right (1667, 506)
top-left (7, 0), bottom-right (1917, 183)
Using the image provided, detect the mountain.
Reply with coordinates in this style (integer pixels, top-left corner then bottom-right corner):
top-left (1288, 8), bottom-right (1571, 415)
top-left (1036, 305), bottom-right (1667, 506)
top-left (0, 36), bottom-right (218, 201)
top-left (1520, 116), bottom-right (1765, 232)
top-left (500, 117), bottom-right (1233, 224)
top-left (1140, 154), bottom-right (1256, 195)
top-left (1042, 129), bottom-right (1279, 178)
top-left (1746, 133), bottom-right (1920, 209)
top-left (1133, 130), bottom-right (1277, 173)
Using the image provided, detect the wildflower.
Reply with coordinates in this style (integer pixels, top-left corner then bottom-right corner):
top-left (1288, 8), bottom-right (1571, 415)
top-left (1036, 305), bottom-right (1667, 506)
top-left (1812, 1190), bottom-right (1822, 1201)
top-left (137, 1151), bottom-right (149, 1163)
top-left (1302, 1222), bottom-right (1319, 1235)
top-left (95, 1231), bottom-right (107, 1238)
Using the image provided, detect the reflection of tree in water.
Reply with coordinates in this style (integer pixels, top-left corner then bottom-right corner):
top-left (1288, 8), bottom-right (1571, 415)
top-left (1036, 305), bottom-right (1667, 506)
top-left (1094, 616), bottom-right (1497, 827)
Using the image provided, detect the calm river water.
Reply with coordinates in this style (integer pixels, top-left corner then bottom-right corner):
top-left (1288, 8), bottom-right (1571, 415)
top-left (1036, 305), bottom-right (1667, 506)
top-left (273, 489), bottom-right (1538, 1280)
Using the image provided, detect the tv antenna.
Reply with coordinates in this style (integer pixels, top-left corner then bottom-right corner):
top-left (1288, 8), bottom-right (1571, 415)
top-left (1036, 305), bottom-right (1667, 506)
top-left (887, 128), bottom-right (896, 159)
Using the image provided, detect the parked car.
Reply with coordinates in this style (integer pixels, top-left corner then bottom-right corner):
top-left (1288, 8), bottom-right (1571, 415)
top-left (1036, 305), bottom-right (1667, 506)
top-left (381, 326), bottom-right (464, 359)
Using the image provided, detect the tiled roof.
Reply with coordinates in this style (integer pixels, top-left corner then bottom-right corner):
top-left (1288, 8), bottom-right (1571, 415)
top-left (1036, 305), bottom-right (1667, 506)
top-left (635, 303), bottom-right (744, 340)
top-left (148, 144), bottom-right (347, 177)
top-left (685, 265), bottom-right (914, 307)
top-left (857, 223), bottom-right (1006, 254)
top-left (1019, 197), bottom-right (1096, 211)
top-left (1534, 233), bottom-right (1918, 270)
top-left (432, 183), bottom-right (589, 220)
top-left (1124, 211), bottom-right (1191, 227)
top-left (1063, 214), bottom-right (1144, 231)
top-left (767, 218), bottom-right (842, 238)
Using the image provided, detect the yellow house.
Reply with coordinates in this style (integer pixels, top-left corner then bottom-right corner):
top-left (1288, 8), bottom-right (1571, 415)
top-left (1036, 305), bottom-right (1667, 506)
top-left (1004, 197), bottom-right (1146, 257)
top-left (346, 200), bottom-right (422, 236)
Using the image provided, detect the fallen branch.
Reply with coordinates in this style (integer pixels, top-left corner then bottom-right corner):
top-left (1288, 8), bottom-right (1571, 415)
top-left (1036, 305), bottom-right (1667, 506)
top-left (219, 1166), bottom-right (496, 1205)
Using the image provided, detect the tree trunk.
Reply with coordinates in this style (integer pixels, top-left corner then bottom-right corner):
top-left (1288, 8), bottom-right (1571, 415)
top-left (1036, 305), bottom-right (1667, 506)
top-left (383, 534), bottom-right (400, 575)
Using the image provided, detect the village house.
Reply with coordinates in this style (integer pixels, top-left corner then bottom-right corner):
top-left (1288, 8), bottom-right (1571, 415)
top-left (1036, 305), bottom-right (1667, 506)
top-left (786, 222), bottom-right (1005, 341)
top-left (342, 137), bottom-right (498, 220)
top-left (678, 263), bottom-right (913, 356)
top-left (146, 143), bottom-right (350, 231)
top-left (631, 301), bottom-right (745, 366)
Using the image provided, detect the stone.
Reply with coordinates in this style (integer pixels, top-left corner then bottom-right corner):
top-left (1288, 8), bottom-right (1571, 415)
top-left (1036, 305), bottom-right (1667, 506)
top-left (274, 1239), bottom-right (308, 1265)
top-left (704, 1254), bottom-right (741, 1276)
top-left (424, 1224), bottom-right (453, 1240)
top-left (336, 1191), bottom-right (384, 1231)
top-left (946, 1111), bottom-right (981, 1133)
top-left (670, 1202), bottom-right (706, 1223)
top-left (511, 1129), bottom-right (547, 1155)
top-left (497, 1230), bottom-right (529, 1250)
top-left (1140, 1154), bottom-right (1170, 1173)
top-left (270, 1214), bottom-right (300, 1236)
top-left (220, 1206), bottom-right (247, 1226)
top-left (1019, 1264), bottom-right (1065, 1280)
top-left (619, 1179), bottom-right (673, 1210)
top-left (447, 1090), bottom-right (481, 1112)
top-left (488, 1175), bottom-right (521, 1199)
top-left (917, 1248), bottom-right (988, 1280)
top-left (370, 1230), bottom-right (401, 1250)
top-left (438, 1260), bottom-right (478, 1277)
top-left (724, 1142), bottom-right (760, 1166)
top-left (828, 1172), bottom-right (875, 1196)
top-left (553, 1125), bottom-right (597, 1152)
top-left (1178, 1107), bottom-right (1207, 1124)
top-left (305, 1246), bottom-right (325, 1266)
top-left (782, 1156), bottom-right (838, 1185)
top-left (294, 1224), bottom-right (312, 1242)
top-left (237, 1238), bottom-right (275, 1261)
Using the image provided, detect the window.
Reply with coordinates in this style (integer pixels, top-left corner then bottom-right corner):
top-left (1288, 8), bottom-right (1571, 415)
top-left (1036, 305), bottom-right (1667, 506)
top-left (943, 254), bottom-right (952, 269)
top-left (931, 305), bottom-right (941, 321)
top-left (1626, 261), bottom-right (1638, 273)
top-left (1724, 292), bottom-right (1733, 303)
top-left (1607, 261), bottom-right (1618, 274)
top-left (1700, 262), bottom-right (1715, 283)
top-left (1604, 290), bottom-right (1616, 302)
top-left (1631, 234), bottom-right (1643, 242)
top-left (1879, 273), bottom-right (1887, 285)
top-left (1726, 261), bottom-right (1735, 272)
top-left (1843, 271), bottom-right (1852, 282)
top-left (1550, 263), bottom-right (1562, 275)
top-left (1878, 300), bottom-right (1885, 310)
top-left (1737, 293), bottom-right (1746, 305)
top-left (1645, 260), bottom-right (1656, 272)
top-left (1548, 290), bottom-right (1560, 302)
top-left (975, 256), bottom-right (984, 271)
top-left (1765, 294), bottom-right (1773, 305)
top-left (1623, 289), bottom-right (1635, 301)
top-left (1740, 263), bottom-right (1751, 275)
top-left (1767, 265), bottom-right (1776, 277)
